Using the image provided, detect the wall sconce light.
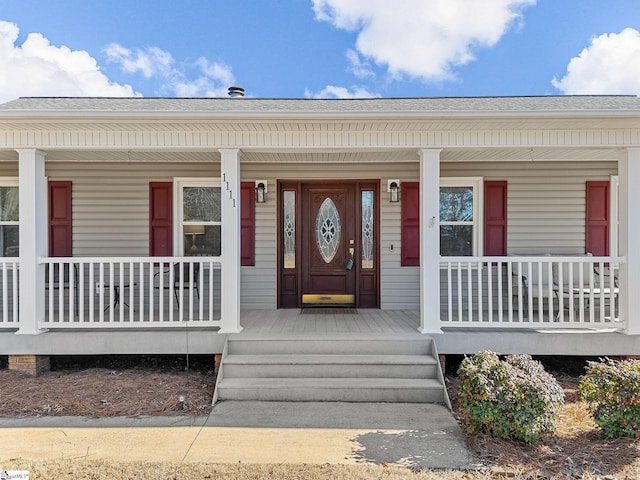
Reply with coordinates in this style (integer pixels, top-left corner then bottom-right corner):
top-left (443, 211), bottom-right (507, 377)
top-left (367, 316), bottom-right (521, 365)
top-left (255, 180), bottom-right (267, 203)
top-left (387, 179), bottom-right (400, 203)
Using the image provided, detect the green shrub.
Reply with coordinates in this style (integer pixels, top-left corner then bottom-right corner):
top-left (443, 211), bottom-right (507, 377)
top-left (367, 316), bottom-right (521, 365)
top-left (457, 351), bottom-right (565, 445)
top-left (579, 357), bottom-right (640, 438)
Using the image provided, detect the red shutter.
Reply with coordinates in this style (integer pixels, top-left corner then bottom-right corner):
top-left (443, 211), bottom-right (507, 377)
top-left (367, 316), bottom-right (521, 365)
top-left (149, 182), bottom-right (173, 256)
top-left (401, 182), bottom-right (420, 266)
top-left (240, 182), bottom-right (255, 266)
top-left (586, 181), bottom-right (609, 256)
top-left (48, 181), bottom-right (72, 256)
top-left (484, 181), bottom-right (507, 256)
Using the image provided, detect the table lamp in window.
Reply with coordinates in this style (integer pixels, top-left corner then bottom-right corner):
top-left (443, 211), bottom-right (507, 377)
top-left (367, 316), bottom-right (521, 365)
top-left (184, 225), bottom-right (205, 254)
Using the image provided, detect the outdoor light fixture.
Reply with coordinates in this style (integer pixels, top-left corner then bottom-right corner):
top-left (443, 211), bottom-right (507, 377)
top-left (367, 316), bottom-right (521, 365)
top-left (255, 180), bottom-right (267, 203)
top-left (178, 390), bottom-right (187, 410)
top-left (387, 179), bottom-right (400, 203)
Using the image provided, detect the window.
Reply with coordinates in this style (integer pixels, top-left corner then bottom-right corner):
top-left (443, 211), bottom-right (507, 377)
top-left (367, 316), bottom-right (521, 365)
top-left (0, 179), bottom-right (18, 257)
top-left (175, 179), bottom-right (221, 256)
top-left (440, 178), bottom-right (482, 256)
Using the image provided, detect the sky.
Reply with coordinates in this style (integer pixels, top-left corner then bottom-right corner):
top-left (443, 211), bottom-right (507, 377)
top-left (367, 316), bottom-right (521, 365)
top-left (0, 0), bottom-right (640, 103)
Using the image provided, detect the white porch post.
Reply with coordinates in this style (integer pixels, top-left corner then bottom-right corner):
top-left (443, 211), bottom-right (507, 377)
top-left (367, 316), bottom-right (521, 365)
top-left (16, 149), bottom-right (48, 334)
top-left (418, 149), bottom-right (442, 334)
top-left (619, 149), bottom-right (640, 335)
top-left (219, 148), bottom-right (243, 333)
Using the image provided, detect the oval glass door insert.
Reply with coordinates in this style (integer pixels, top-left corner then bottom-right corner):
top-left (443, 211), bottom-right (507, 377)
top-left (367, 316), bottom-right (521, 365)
top-left (315, 197), bottom-right (341, 263)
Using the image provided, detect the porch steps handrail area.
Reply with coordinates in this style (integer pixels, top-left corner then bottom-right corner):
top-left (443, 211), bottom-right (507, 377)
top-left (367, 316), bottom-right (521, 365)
top-left (39, 256), bottom-right (222, 328)
top-left (441, 255), bottom-right (624, 329)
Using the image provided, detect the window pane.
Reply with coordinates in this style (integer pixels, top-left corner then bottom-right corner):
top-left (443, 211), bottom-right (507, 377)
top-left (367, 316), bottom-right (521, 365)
top-left (0, 225), bottom-right (18, 257)
top-left (283, 190), bottom-right (295, 269)
top-left (440, 187), bottom-right (473, 222)
top-left (183, 187), bottom-right (220, 222)
top-left (0, 187), bottom-right (18, 222)
top-left (315, 198), bottom-right (341, 263)
top-left (184, 225), bottom-right (221, 256)
top-left (361, 191), bottom-right (374, 269)
top-left (440, 225), bottom-right (473, 256)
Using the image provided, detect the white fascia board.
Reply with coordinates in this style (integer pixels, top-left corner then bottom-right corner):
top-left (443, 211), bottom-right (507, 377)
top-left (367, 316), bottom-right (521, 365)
top-left (2, 109), bottom-right (640, 122)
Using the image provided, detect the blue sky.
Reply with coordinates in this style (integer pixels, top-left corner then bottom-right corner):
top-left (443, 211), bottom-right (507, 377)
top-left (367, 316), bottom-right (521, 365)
top-left (1, 0), bottom-right (639, 102)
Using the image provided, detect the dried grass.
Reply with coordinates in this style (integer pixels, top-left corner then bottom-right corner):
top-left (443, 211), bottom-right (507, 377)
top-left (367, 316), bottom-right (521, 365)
top-left (0, 459), bottom-right (470, 480)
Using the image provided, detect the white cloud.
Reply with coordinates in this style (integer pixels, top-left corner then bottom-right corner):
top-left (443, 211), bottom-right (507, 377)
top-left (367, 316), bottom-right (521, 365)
top-left (305, 85), bottom-right (380, 98)
top-left (552, 28), bottom-right (640, 95)
top-left (104, 44), bottom-right (174, 78)
top-left (0, 20), bottom-right (139, 103)
top-left (105, 43), bottom-right (234, 97)
top-left (346, 49), bottom-right (374, 78)
top-left (312, 0), bottom-right (535, 81)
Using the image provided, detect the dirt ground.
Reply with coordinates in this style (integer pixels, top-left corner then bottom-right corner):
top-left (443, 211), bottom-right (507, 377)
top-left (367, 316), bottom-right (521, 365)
top-left (1, 355), bottom-right (639, 479)
top-left (0, 355), bottom-right (216, 417)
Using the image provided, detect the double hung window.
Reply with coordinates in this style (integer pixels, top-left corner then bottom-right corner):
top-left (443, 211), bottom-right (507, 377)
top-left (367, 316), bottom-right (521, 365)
top-left (175, 179), bottom-right (221, 256)
top-left (439, 177), bottom-right (482, 256)
top-left (0, 179), bottom-right (18, 257)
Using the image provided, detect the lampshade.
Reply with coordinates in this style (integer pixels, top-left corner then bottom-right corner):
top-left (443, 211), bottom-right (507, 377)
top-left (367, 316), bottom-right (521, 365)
top-left (184, 225), bottom-right (205, 235)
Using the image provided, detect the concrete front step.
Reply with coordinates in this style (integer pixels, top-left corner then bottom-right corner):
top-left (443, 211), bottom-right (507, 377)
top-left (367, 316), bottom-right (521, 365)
top-left (223, 353), bottom-right (439, 378)
top-left (216, 377), bottom-right (445, 403)
top-left (227, 337), bottom-right (433, 356)
top-left (215, 335), bottom-right (447, 404)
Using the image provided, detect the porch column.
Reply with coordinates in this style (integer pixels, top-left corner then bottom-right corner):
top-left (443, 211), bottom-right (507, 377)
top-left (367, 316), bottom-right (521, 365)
top-left (16, 149), bottom-right (48, 335)
top-left (219, 148), bottom-right (243, 333)
top-left (619, 149), bottom-right (640, 335)
top-left (418, 148), bottom-right (442, 334)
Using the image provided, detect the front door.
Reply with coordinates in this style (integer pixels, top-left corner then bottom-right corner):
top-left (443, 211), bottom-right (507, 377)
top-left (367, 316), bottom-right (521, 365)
top-left (302, 183), bottom-right (356, 306)
top-left (278, 181), bottom-right (379, 308)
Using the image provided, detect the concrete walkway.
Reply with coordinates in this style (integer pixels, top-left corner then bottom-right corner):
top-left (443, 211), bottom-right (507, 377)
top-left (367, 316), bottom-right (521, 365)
top-left (0, 402), bottom-right (477, 470)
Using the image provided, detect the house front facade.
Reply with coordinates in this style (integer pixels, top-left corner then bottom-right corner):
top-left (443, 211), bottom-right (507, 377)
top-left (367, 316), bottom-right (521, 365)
top-left (0, 96), bottom-right (639, 362)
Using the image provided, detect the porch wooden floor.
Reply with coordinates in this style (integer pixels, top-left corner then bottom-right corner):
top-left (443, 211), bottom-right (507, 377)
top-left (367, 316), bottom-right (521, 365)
top-left (240, 309), bottom-right (421, 335)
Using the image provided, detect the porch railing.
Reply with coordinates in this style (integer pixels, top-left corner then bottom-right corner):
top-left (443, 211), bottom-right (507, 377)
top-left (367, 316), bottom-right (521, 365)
top-left (40, 257), bottom-right (222, 329)
top-left (440, 256), bottom-right (624, 329)
top-left (0, 258), bottom-right (19, 326)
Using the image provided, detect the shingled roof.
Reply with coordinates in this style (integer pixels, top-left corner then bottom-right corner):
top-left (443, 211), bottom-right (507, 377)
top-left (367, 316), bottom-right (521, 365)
top-left (1, 95), bottom-right (640, 117)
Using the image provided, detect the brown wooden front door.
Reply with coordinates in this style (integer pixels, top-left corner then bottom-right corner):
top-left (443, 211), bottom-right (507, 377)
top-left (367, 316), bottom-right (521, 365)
top-left (278, 180), bottom-right (379, 308)
top-left (301, 183), bottom-right (357, 306)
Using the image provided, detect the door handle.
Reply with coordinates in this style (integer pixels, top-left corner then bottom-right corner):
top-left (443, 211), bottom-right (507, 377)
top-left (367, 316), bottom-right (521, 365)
top-left (346, 245), bottom-right (355, 270)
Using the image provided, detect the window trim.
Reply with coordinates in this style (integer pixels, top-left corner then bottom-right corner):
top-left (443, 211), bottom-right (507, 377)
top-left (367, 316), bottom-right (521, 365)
top-left (173, 178), bottom-right (221, 257)
top-left (610, 175), bottom-right (619, 258)
top-left (439, 177), bottom-right (483, 256)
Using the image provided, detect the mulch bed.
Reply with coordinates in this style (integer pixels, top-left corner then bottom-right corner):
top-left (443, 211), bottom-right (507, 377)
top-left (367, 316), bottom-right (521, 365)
top-left (0, 355), bottom-right (215, 417)
top-left (447, 373), bottom-right (640, 479)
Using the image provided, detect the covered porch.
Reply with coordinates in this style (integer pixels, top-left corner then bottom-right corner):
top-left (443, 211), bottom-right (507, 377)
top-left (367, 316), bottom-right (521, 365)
top-left (1, 96), bottom-right (640, 356)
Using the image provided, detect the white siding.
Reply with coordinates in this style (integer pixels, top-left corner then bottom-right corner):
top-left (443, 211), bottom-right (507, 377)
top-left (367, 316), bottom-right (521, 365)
top-left (45, 162), bottom-right (219, 256)
top-left (42, 158), bottom-right (618, 311)
top-left (442, 161), bottom-right (618, 255)
top-left (241, 161), bottom-right (420, 309)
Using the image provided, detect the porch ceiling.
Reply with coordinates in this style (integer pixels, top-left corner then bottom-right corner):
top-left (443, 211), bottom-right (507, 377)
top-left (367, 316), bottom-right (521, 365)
top-left (0, 146), bottom-right (621, 163)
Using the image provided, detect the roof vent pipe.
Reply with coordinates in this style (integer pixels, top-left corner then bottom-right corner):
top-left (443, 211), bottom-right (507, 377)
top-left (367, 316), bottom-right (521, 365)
top-left (228, 86), bottom-right (245, 98)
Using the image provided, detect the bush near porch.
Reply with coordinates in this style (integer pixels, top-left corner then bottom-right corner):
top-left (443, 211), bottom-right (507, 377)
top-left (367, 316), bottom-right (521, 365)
top-left (579, 357), bottom-right (640, 438)
top-left (457, 351), bottom-right (565, 445)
